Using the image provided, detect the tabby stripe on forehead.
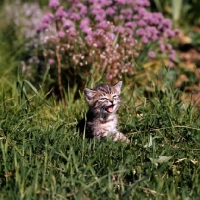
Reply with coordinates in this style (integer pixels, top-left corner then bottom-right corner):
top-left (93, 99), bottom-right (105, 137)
top-left (99, 85), bottom-right (111, 93)
top-left (107, 85), bottom-right (111, 93)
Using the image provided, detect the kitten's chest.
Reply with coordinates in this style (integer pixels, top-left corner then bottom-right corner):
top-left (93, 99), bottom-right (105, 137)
top-left (97, 117), bottom-right (117, 133)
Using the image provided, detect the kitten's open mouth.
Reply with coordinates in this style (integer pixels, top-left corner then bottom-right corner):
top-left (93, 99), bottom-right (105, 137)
top-left (106, 105), bottom-right (114, 113)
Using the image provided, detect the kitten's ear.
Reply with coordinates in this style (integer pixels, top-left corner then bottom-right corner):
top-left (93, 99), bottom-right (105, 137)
top-left (84, 88), bottom-right (96, 103)
top-left (112, 81), bottom-right (123, 94)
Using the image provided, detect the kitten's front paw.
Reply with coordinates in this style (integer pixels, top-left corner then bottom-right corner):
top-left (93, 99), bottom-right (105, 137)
top-left (125, 138), bottom-right (130, 144)
top-left (122, 137), bottom-right (130, 144)
top-left (113, 132), bottom-right (130, 144)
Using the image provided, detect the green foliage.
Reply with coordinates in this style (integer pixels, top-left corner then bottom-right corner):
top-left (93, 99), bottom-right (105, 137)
top-left (151, 0), bottom-right (200, 26)
top-left (0, 72), bottom-right (200, 199)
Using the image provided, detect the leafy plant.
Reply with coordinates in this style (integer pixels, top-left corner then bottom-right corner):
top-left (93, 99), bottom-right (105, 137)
top-left (33, 0), bottom-right (179, 102)
top-left (151, 0), bottom-right (200, 26)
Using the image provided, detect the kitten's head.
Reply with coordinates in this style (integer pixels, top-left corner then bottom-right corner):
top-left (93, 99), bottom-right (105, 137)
top-left (84, 81), bottom-right (122, 115)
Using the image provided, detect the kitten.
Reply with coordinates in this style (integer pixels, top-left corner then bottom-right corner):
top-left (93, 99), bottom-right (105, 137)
top-left (77, 81), bottom-right (130, 143)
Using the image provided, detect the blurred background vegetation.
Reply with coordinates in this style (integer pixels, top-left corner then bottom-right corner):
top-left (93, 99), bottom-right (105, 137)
top-left (0, 0), bottom-right (199, 104)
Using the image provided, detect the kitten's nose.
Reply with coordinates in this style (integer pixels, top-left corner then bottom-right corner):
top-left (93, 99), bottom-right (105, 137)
top-left (110, 100), bottom-right (114, 105)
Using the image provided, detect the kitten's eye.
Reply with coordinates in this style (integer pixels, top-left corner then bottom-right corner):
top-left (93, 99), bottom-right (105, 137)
top-left (112, 94), bottom-right (118, 98)
top-left (100, 97), bottom-right (107, 101)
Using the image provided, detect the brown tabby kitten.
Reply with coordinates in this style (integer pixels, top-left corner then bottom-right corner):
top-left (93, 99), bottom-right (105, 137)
top-left (77, 81), bottom-right (130, 143)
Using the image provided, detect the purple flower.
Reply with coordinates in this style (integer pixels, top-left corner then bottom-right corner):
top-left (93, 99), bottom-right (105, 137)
top-left (142, 36), bottom-right (148, 43)
top-left (48, 59), bottom-right (55, 65)
top-left (136, 0), bottom-right (150, 7)
top-left (169, 54), bottom-right (176, 61)
top-left (92, 8), bottom-right (105, 17)
top-left (49, 0), bottom-right (60, 9)
top-left (85, 33), bottom-right (93, 44)
top-left (151, 34), bottom-right (158, 41)
top-left (95, 15), bottom-right (105, 22)
top-left (148, 51), bottom-right (155, 58)
top-left (136, 28), bottom-right (145, 36)
top-left (57, 31), bottom-right (65, 38)
top-left (125, 22), bottom-right (137, 29)
top-left (107, 32), bottom-right (115, 40)
top-left (42, 13), bottom-right (54, 24)
top-left (168, 61), bottom-right (173, 67)
top-left (147, 14), bottom-right (160, 25)
top-left (70, 13), bottom-right (81, 21)
top-left (100, 0), bottom-right (112, 7)
top-left (63, 19), bottom-right (73, 28)
top-left (166, 44), bottom-right (172, 50)
top-left (133, 14), bottom-right (139, 20)
top-left (143, 0), bottom-right (150, 6)
top-left (174, 29), bottom-right (179, 35)
top-left (81, 26), bottom-right (91, 34)
top-left (37, 22), bottom-right (49, 32)
top-left (106, 7), bottom-right (116, 16)
top-left (145, 26), bottom-right (158, 41)
top-left (138, 7), bottom-right (147, 17)
top-left (115, 0), bottom-right (126, 5)
top-left (79, 4), bottom-right (87, 16)
top-left (153, 12), bottom-right (163, 20)
top-left (80, 18), bottom-right (90, 27)
top-left (126, 28), bottom-right (133, 35)
top-left (121, 8), bottom-right (132, 16)
top-left (169, 50), bottom-right (176, 61)
top-left (55, 6), bottom-right (67, 19)
top-left (80, 18), bottom-right (91, 34)
top-left (92, 8), bottom-right (106, 22)
top-left (125, 0), bottom-right (133, 3)
top-left (128, 37), bottom-right (135, 44)
top-left (68, 27), bottom-right (77, 37)
top-left (166, 29), bottom-right (175, 38)
top-left (96, 20), bottom-right (110, 30)
top-left (73, 3), bottom-right (82, 11)
top-left (138, 20), bottom-right (146, 27)
top-left (115, 26), bottom-right (125, 34)
top-left (162, 19), bottom-right (172, 29)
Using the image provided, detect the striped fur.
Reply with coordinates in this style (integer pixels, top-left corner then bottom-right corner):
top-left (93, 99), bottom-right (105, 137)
top-left (77, 81), bottom-right (130, 143)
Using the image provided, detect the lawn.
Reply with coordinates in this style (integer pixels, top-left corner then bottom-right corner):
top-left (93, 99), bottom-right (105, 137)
top-left (0, 76), bottom-right (200, 199)
top-left (0, 0), bottom-right (200, 199)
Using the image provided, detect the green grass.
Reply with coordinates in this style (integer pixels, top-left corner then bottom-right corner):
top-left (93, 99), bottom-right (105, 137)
top-left (0, 76), bottom-right (200, 200)
top-left (0, 1), bottom-right (199, 199)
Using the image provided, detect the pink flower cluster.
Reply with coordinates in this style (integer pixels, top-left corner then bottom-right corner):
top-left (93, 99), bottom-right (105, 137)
top-left (38, 0), bottom-right (178, 80)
